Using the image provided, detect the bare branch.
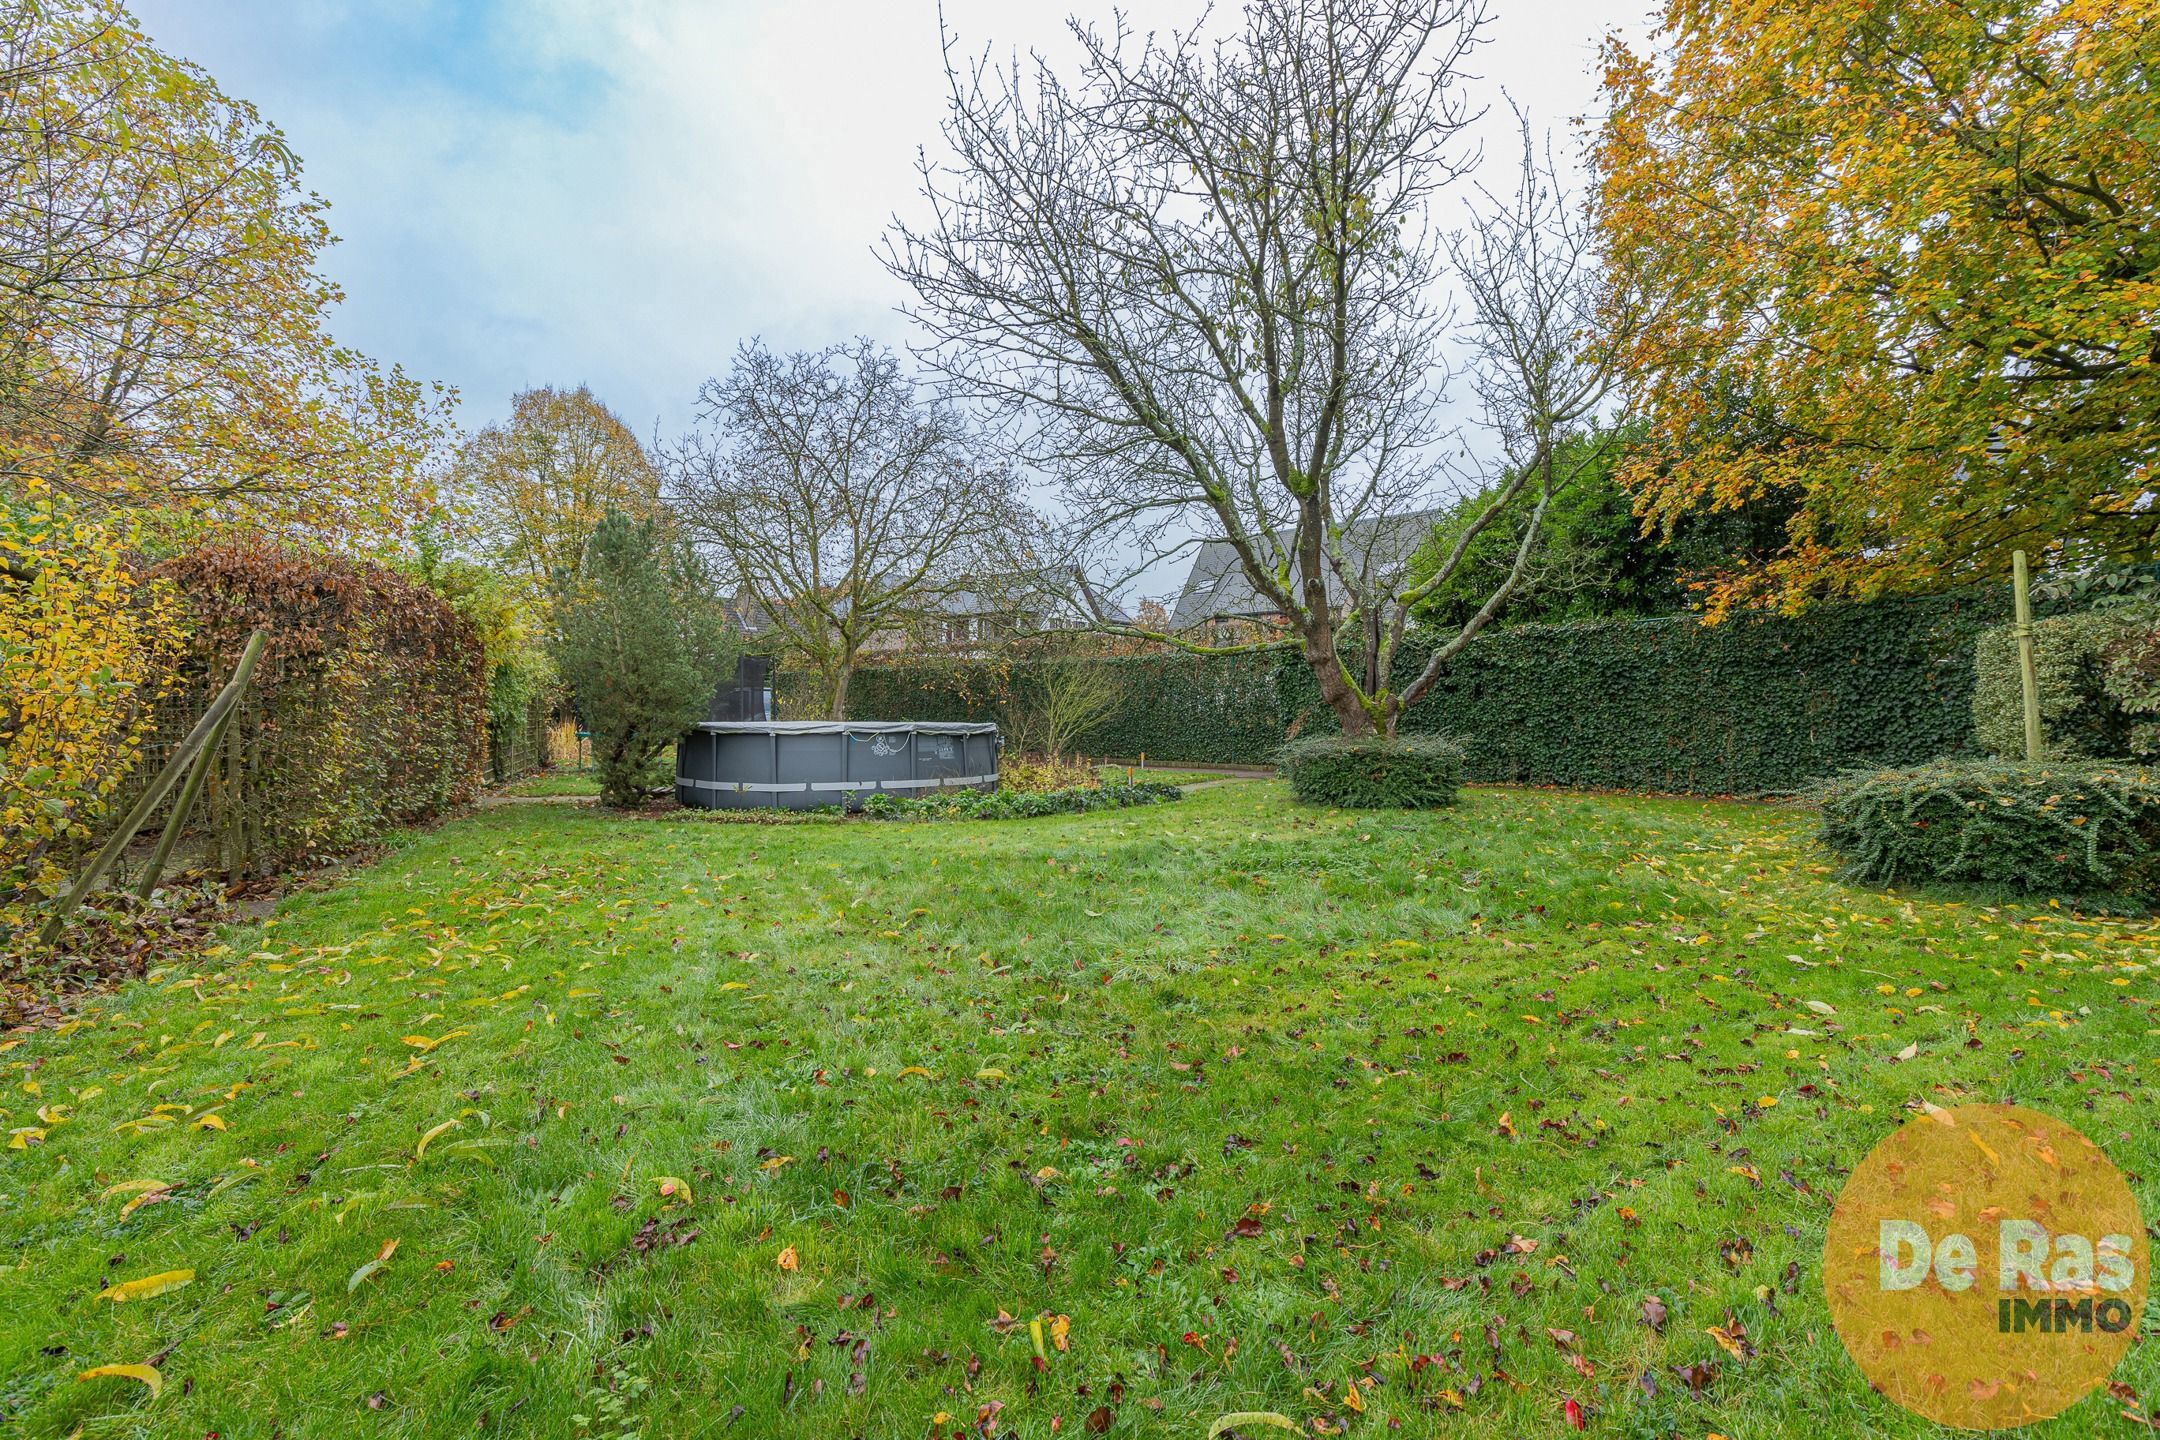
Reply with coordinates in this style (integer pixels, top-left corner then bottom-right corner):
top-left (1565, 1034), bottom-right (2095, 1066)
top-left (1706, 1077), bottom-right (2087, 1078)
top-left (885, 0), bottom-right (1507, 734)
top-left (1396, 112), bottom-right (1649, 711)
top-left (664, 338), bottom-right (1035, 719)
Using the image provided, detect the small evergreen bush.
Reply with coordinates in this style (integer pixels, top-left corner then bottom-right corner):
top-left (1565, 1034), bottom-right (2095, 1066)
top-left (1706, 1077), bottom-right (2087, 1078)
top-left (553, 512), bottom-right (737, 808)
top-left (862, 781), bottom-right (1179, 822)
top-left (1279, 734), bottom-right (1464, 809)
top-left (1817, 760), bottom-right (2160, 902)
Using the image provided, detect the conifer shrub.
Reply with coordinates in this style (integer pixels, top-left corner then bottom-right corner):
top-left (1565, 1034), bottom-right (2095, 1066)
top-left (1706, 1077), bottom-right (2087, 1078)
top-left (1817, 760), bottom-right (2160, 903)
top-left (1279, 734), bottom-right (1464, 809)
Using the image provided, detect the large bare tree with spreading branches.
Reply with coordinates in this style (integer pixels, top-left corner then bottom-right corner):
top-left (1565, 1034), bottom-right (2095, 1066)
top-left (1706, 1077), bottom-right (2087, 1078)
top-left (666, 338), bottom-right (1028, 719)
top-left (885, 0), bottom-right (1644, 736)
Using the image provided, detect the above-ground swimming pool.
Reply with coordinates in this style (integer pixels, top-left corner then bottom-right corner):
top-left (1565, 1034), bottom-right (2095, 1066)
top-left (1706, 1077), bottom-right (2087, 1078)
top-left (674, 720), bottom-right (1001, 810)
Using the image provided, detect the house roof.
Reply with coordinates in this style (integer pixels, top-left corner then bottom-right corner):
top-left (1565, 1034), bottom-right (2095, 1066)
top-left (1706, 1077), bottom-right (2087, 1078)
top-left (923, 568), bottom-right (1131, 626)
top-left (1166, 510), bottom-right (1440, 630)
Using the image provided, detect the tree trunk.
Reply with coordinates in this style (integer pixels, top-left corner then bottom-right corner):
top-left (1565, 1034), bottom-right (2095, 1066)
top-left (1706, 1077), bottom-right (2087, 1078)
top-left (1301, 623), bottom-right (1378, 738)
top-left (829, 655), bottom-right (853, 722)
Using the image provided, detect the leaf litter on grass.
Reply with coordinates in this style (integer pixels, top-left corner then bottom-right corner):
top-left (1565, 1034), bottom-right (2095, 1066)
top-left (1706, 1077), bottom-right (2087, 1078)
top-left (0, 788), bottom-right (2155, 1436)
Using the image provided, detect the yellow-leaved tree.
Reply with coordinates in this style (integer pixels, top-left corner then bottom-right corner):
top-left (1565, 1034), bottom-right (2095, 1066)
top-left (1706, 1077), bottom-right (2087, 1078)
top-left (455, 386), bottom-right (663, 605)
top-left (0, 0), bottom-right (454, 546)
top-left (2, 2), bottom-right (459, 946)
top-left (1, 499), bottom-right (181, 936)
top-left (1598, 0), bottom-right (2159, 614)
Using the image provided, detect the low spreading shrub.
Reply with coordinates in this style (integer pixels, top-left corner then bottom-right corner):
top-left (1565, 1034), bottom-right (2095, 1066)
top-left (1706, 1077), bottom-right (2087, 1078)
top-left (862, 781), bottom-right (1179, 822)
top-left (999, 753), bottom-right (1099, 793)
top-left (1817, 760), bottom-right (2160, 902)
top-left (1279, 733), bottom-right (1464, 809)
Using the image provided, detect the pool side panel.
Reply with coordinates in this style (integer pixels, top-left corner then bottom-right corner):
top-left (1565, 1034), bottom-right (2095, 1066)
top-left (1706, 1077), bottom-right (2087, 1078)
top-left (675, 723), bottom-right (1000, 811)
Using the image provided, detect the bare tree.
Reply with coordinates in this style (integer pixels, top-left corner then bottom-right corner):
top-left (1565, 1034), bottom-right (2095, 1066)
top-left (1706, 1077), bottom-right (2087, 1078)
top-left (886, 0), bottom-right (1640, 736)
top-left (1001, 651), bottom-right (1125, 761)
top-left (1391, 118), bottom-right (1648, 711)
top-left (667, 339), bottom-right (1028, 719)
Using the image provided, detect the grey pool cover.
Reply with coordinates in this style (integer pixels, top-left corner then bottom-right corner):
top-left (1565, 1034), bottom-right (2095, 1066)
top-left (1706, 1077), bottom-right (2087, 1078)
top-left (675, 721), bottom-right (1001, 810)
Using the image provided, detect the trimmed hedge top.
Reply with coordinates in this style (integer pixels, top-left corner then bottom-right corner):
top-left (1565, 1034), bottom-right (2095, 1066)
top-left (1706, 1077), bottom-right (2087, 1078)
top-left (1817, 759), bottom-right (2160, 903)
top-left (1280, 733), bottom-right (1465, 809)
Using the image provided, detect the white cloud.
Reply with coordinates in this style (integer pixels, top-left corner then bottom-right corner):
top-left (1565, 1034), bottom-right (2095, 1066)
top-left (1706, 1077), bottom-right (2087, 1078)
top-left (136, 0), bottom-right (1651, 592)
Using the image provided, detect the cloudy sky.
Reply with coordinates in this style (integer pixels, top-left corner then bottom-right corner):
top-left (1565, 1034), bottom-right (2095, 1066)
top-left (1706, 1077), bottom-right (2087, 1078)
top-left (135, 0), bottom-right (1652, 597)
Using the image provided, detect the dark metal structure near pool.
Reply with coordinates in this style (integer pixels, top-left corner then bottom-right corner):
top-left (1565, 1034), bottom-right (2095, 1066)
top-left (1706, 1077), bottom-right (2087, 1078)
top-left (675, 721), bottom-right (1001, 810)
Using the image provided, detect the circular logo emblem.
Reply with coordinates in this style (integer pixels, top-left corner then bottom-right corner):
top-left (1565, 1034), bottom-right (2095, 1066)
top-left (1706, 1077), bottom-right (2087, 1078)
top-left (1824, 1103), bottom-right (2147, 1430)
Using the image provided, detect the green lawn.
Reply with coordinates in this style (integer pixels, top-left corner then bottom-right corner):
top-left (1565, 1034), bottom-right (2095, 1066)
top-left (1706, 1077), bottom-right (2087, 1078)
top-left (497, 769), bottom-right (603, 798)
top-left (2, 785), bottom-right (2155, 1438)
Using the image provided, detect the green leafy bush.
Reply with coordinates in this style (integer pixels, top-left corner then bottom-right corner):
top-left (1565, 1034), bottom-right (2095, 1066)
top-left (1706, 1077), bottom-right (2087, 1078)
top-left (553, 512), bottom-right (736, 808)
top-left (1402, 425), bottom-right (1794, 630)
top-left (862, 781), bottom-right (1180, 822)
top-left (1280, 734), bottom-right (1464, 809)
top-left (1817, 760), bottom-right (2160, 902)
top-left (1973, 605), bottom-right (2159, 760)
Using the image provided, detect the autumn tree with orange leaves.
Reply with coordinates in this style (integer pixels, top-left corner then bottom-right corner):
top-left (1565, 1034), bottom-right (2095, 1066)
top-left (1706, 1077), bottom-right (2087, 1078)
top-left (1598, 0), bottom-right (2159, 615)
top-left (0, 0), bottom-right (452, 543)
top-left (2, 2), bottom-right (456, 943)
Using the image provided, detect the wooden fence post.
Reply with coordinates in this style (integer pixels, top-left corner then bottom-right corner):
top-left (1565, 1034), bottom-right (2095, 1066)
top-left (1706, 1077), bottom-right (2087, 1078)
top-left (39, 630), bottom-right (267, 945)
top-left (134, 630), bottom-right (267, 899)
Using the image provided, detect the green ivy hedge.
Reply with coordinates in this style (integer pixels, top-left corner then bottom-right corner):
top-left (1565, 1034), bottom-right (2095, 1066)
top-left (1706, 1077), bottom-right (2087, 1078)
top-left (806, 590), bottom-right (2037, 795)
top-left (1280, 591), bottom-right (2017, 794)
top-left (839, 652), bottom-right (1283, 767)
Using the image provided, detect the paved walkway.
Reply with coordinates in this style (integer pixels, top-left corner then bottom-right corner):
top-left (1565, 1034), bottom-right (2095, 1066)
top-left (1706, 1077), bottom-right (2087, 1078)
top-left (1177, 774), bottom-right (1272, 793)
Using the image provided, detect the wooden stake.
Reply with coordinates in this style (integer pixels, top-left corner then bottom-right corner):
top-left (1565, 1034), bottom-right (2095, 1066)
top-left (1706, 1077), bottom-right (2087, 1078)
top-left (2013, 550), bottom-right (2042, 762)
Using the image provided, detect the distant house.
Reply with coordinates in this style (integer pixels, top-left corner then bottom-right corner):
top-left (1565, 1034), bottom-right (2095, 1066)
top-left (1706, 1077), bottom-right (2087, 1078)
top-left (912, 568), bottom-right (1132, 654)
top-left (1166, 509), bottom-right (1441, 634)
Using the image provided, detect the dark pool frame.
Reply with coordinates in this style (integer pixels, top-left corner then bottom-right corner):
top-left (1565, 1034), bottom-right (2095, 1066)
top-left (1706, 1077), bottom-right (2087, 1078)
top-left (674, 720), bottom-right (1001, 810)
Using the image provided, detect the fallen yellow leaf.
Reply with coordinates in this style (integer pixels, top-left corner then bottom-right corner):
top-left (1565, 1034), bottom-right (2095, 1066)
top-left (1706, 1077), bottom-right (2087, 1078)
top-left (414, 1118), bottom-right (461, 1159)
top-left (101, 1269), bottom-right (194, 1303)
top-left (77, 1363), bottom-right (162, 1397)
